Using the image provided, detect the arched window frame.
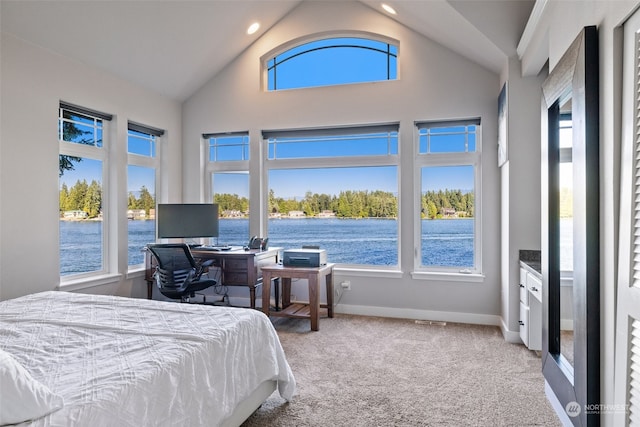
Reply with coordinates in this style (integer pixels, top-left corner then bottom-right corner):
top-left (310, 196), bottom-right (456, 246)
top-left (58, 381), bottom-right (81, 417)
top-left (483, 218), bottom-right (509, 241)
top-left (262, 31), bottom-right (399, 91)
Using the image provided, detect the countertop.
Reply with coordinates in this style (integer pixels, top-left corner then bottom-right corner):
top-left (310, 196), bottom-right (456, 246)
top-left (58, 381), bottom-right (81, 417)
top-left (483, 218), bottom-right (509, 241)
top-left (519, 249), bottom-right (541, 277)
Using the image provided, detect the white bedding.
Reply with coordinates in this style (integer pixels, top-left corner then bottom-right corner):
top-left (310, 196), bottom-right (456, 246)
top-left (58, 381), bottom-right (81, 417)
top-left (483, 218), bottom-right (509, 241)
top-left (0, 291), bottom-right (295, 426)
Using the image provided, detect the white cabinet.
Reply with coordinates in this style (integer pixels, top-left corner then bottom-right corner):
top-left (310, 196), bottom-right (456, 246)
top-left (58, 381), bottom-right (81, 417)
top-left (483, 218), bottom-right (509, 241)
top-left (519, 264), bottom-right (542, 351)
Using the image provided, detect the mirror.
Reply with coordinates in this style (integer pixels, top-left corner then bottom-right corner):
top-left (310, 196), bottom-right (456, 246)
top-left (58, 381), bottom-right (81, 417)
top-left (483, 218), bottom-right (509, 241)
top-left (558, 97), bottom-right (574, 369)
top-left (541, 26), bottom-right (599, 426)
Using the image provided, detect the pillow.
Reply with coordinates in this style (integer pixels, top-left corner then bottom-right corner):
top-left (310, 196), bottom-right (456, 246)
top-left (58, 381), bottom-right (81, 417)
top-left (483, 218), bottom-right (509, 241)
top-left (0, 348), bottom-right (64, 425)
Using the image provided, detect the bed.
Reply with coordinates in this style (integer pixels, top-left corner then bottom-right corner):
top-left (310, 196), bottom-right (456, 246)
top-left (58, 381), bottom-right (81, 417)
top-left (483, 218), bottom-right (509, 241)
top-left (0, 291), bottom-right (295, 426)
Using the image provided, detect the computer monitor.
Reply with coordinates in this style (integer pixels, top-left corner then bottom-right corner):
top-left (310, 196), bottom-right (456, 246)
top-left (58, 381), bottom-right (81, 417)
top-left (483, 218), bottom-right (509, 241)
top-left (156, 203), bottom-right (219, 239)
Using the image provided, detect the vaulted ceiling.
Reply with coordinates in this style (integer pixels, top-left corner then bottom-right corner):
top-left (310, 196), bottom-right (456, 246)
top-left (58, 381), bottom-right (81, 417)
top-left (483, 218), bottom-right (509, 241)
top-left (1, 0), bottom-right (534, 102)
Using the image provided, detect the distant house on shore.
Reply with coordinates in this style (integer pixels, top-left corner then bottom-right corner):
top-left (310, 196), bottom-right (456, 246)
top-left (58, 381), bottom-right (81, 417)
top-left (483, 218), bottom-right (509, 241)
top-left (287, 210), bottom-right (305, 218)
top-left (441, 207), bottom-right (457, 218)
top-left (63, 210), bottom-right (88, 219)
top-left (127, 209), bottom-right (146, 220)
top-left (222, 209), bottom-right (243, 218)
top-left (317, 210), bottom-right (336, 218)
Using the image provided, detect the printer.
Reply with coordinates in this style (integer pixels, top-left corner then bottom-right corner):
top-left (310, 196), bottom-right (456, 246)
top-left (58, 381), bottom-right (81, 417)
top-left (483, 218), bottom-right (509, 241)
top-left (282, 248), bottom-right (327, 267)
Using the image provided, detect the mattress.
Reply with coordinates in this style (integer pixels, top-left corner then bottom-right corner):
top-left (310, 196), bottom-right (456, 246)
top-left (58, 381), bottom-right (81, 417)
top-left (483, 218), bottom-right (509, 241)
top-left (0, 291), bottom-right (295, 426)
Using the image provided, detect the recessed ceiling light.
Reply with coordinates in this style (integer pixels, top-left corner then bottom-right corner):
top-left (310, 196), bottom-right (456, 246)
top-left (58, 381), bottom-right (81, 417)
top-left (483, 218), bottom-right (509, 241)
top-left (381, 3), bottom-right (397, 15)
top-left (247, 22), bottom-right (260, 35)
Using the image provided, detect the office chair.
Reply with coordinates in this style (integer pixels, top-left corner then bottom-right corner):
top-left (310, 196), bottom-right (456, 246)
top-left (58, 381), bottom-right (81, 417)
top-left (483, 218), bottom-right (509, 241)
top-left (146, 243), bottom-right (217, 303)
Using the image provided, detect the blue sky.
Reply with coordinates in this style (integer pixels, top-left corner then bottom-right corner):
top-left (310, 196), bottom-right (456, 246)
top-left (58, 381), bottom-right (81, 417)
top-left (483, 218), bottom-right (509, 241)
top-left (61, 37), bottom-right (474, 200)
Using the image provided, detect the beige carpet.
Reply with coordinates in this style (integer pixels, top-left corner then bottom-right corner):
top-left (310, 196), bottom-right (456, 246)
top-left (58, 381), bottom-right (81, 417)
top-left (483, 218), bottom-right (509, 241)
top-left (242, 314), bottom-right (561, 427)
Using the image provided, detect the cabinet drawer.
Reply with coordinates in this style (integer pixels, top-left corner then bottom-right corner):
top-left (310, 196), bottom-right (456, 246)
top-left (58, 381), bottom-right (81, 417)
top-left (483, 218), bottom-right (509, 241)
top-left (527, 273), bottom-right (542, 302)
top-left (519, 268), bottom-right (528, 304)
top-left (519, 301), bottom-right (529, 347)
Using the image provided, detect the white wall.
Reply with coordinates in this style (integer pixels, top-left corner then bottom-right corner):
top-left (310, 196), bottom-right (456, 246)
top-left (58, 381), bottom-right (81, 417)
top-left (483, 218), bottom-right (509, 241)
top-left (500, 57), bottom-right (546, 341)
top-left (0, 34), bottom-right (183, 301)
top-left (518, 0), bottom-right (639, 424)
top-left (183, 1), bottom-right (502, 323)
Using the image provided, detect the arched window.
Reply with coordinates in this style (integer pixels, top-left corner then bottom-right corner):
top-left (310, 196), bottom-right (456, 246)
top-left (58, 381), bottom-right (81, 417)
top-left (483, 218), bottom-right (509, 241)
top-left (266, 36), bottom-right (398, 91)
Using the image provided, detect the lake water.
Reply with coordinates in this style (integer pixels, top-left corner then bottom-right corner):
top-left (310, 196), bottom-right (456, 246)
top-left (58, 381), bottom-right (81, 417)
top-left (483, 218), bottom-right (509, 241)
top-left (60, 218), bottom-right (475, 275)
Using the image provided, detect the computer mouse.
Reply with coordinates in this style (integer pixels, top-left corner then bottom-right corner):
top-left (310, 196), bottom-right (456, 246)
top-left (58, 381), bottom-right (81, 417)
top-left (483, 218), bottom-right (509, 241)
top-left (243, 246), bottom-right (250, 251)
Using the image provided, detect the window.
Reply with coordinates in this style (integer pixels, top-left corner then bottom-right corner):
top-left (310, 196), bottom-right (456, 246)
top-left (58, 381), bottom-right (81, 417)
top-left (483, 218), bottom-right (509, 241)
top-left (266, 36), bottom-right (398, 91)
top-left (205, 132), bottom-right (250, 245)
top-left (415, 119), bottom-right (481, 273)
top-left (264, 124), bottom-right (399, 267)
top-left (127, 122), bottom-right (163, 267)
top-left (207, 132), bottom-right (249, 162)
top-left (58, 102), bottom-right (112, 277)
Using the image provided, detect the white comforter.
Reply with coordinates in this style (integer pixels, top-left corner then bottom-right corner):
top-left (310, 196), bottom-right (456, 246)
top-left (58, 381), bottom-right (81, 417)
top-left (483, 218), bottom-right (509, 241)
top-left (0, 291), bottom-right (295, 426)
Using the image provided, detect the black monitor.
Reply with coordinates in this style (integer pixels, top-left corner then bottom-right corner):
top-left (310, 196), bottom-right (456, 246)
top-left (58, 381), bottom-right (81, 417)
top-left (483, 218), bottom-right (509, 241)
top-left (156, 203), bottom-right (219, 239)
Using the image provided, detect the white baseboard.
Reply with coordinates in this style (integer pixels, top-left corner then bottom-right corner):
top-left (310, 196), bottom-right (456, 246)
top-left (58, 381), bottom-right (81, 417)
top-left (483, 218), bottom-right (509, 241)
top-left (499, 317), bottom-right (523, 343)
top-left (334, 303), bottom-right (501, 327)
top-left (230, 297), bottom-right (505, 331)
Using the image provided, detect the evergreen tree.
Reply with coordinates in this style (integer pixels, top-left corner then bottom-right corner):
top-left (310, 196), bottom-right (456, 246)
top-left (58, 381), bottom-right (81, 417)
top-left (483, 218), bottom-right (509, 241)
top-left (68, 179), bottom-right (88, 211)
top-left (138, 186), bottom-right (155, 214)
top-left (59, 183), bottom-right (70, 213)
top-left (128, 192), bottom-right (139, 210)
top-left (84, 180), bottom-right (102, 218)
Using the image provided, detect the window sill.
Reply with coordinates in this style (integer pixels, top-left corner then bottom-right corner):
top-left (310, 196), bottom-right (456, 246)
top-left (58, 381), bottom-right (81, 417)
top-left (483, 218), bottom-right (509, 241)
top-left (333, 266), bottom-right (403, 279)
top-left (58, 273), bottom-right (123, 292)
top-left (126, 266), bottom-right (146, 280)
top-left (411, 270), bottom-right (485, 283)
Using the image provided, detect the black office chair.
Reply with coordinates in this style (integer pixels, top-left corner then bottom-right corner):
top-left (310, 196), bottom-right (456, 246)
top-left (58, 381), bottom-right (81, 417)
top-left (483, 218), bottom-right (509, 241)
top-left (146, 243), bottom-right (217, 303)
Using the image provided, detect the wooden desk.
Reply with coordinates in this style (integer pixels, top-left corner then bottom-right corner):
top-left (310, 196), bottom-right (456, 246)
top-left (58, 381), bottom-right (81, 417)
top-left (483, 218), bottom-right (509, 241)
top-left (145, 247), bottom-right (279, 308)
top-left (261, 263), bottom-right (334, 331)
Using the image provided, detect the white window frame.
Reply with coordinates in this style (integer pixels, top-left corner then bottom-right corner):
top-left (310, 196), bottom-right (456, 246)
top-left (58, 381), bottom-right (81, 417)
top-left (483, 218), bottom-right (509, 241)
top-left (412, 119), bottom-right (483, 281)
top-left (261, 31), bottom-right (400, 92)
top-left (126, 122), bottom-right (162, 270)
top-left (204, 132), bottom-right (251, 200)
top-left (262, 123), bottom-right (401, 270)
top-left (203, 132), bottom-right (252, 245)
top-left (59, 105), bottom-right (111, 281)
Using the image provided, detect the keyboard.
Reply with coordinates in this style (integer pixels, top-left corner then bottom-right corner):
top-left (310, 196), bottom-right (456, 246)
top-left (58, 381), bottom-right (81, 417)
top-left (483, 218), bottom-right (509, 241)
top-left (198, 245), bottom-right (232, 251)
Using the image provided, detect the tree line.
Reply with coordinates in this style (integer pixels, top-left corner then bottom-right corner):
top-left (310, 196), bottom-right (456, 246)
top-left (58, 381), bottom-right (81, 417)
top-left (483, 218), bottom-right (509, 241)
top-left (216, 188), bottom-right (473, 219)
top-left (60, 181), bottom-right (473, 220)
top-left (59, 180), bottom-right (155, 218)
top-left (422, 189), bottom-right (474, 219)
top-left (267, 189), bottom-right (399, 218)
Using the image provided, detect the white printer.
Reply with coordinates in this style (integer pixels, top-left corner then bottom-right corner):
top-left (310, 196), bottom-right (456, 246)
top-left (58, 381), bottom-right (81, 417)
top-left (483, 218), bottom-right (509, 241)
top-left (282, 248), bottom-right (327, 267)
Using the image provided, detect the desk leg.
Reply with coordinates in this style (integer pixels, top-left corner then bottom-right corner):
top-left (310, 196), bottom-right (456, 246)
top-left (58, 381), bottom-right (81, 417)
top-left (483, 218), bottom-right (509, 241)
top-left (274, 278), bottom-right (280, 311)
top-left (249, 286), bottom-right (256, 309)
top-left (326, 271), bottom-right (334, 318)
top-left (147, 281), bottom-right (152, 300)
top-left (309, 274), bottom-right (320, 331)
top-left (261, 272), bottom-right (272, 316)
top-left (282, 278), bottom-right (292, 308)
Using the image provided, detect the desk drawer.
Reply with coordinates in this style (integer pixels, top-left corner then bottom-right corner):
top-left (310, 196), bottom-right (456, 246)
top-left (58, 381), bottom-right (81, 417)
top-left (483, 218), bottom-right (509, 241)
top-left (225, 259), bottom-right (248, 271)
top-left (224, 272), bottom-right (249, 285)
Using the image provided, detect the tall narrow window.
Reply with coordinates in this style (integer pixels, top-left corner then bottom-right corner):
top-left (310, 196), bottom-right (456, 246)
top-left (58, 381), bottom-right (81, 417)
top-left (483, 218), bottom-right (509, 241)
top-left (127, 122), bottom-right (162, 267)
top-left (415, 119), bottom-right (481, 273)
top-left (266, 36), bottom-right (398, 91)
top-left (58, 102), bottom-right (112, 276)
top-left (264, 124), bottom-right (399, 267)
top-left (205, 132), bottom-right (250, 245)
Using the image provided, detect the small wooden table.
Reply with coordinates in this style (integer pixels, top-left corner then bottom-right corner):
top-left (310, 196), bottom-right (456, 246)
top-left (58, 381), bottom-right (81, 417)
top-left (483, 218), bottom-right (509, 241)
top-left (261, 263), bottom-right (334, 331)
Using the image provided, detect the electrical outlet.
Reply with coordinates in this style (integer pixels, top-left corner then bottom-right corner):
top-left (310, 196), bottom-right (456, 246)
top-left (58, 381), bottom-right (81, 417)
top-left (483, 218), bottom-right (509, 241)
top-left (340, 281), bottom-right (351, 291)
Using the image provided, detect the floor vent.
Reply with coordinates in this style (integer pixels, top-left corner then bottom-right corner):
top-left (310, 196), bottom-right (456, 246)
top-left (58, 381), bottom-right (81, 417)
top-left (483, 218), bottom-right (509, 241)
top-left (415, 320), bottom-right (447, 326)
